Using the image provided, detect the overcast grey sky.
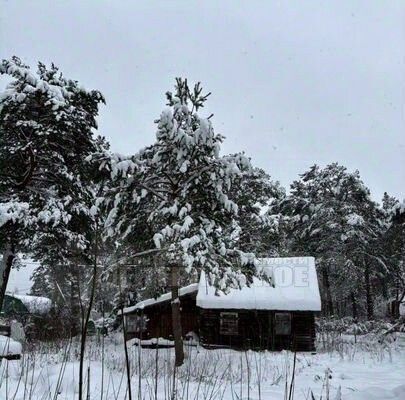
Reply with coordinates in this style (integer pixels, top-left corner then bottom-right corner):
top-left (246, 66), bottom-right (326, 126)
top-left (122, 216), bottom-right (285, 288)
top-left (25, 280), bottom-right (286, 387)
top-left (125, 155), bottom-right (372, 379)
top-left (1, 0), bottom-right (404, 200)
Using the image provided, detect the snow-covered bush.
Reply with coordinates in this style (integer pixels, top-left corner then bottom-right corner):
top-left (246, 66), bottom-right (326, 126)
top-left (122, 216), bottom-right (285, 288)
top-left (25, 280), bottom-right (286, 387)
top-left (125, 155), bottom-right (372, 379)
top-left (316, 317), bottom-right (395, 336)
top-left (316, 316), bottom-right (403, 362)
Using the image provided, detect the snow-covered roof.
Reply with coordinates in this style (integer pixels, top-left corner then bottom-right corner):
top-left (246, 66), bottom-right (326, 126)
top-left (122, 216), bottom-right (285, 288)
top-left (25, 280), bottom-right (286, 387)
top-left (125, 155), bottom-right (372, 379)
top-left (122, 257), bottom-right (321, 314)
top-left (196, 257), bottom-right (321, 311)
top-left (11, 294), bottom-right (52, 315)
top-left (122, 283), bottom-right (199, 314)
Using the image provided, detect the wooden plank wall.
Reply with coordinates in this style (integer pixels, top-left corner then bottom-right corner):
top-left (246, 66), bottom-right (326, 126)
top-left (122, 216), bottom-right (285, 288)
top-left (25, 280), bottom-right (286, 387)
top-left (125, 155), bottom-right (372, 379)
top-left (127, 293), bottom-right (198, 340)
top-left (200, 309), bottom-right (316, 351)
top-left (127, 299), bottom-right (316, 352)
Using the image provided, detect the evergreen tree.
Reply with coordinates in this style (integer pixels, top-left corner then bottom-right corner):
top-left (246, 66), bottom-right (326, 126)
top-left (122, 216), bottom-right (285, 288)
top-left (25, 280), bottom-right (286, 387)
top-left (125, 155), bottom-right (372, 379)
top-left (228, 167), bottom-right (285, 256)
top-left (282, 163), bottom-right (382, 318)
top-left (99, 79), bottom-right (260, 365)
top-left (0, 57), bottom-right (106, 311)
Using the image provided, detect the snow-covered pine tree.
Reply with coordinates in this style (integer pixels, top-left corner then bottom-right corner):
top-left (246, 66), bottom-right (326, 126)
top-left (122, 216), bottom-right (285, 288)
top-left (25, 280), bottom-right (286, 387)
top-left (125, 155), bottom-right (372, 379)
top-left (100, 79), bottom-right (258, 365)
top-left (227, 167), bottom-right (286, 256)
top-left (282, 163), bottom-right (382, 318)
top-left (0, 57), bottom-right (106, 312)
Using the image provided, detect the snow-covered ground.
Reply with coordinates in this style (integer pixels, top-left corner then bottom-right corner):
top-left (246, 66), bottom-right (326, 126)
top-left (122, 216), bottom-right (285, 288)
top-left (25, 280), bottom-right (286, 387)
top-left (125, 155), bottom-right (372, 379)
top-left (0, 335), bottom-right (22, 357)
top-left (1, 333), bottom-right (404, 400)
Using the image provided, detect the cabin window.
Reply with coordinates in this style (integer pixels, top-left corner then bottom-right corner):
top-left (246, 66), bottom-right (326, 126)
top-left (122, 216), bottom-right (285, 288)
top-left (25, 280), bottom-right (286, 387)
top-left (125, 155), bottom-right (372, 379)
top-left (219, 312), bottom-right (238, 335)
top-left (126, 315), bottom-right (147, 333)
top-left (275, 312), bottom-right (291, 335)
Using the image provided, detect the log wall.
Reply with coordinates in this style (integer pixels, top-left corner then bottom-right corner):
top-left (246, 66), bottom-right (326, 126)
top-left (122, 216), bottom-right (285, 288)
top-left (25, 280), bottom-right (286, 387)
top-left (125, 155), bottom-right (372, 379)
top-left (126, 296), bottom-right (317, 351)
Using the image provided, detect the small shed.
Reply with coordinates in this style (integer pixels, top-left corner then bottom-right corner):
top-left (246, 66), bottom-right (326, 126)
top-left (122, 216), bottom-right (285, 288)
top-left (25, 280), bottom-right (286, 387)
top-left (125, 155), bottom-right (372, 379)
top-left (123, 284), bottom-right (199, 342)
top-left (123, 257), bottom-right (321, 351)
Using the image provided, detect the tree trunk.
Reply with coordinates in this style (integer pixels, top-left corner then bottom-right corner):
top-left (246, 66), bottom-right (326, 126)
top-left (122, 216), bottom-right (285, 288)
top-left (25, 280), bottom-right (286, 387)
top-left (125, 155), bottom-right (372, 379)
top-left (364, 262), bottom-right (374, 320)
top-left (70, 266), bottom-right (81, 336)
top-left (322, 266), bottom-right (334, 316)
top-left (381, 276), bottom-right (388, 299)
top-left (350, 292), bottom-right (358, 319)
top-left (0, 243), bottom-right (15, 312)
top-left (170, 265), bottom-right (184, 367)
top-left (79, 228), bottom-right (99, 400)
top-left (118, 264), bottom-right (133, 400)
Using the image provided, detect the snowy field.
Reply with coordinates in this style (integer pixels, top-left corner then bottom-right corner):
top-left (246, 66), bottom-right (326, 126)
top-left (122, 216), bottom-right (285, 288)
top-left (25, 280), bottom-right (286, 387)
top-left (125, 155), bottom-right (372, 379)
top-left (1, 333), bottom-right (404, 400)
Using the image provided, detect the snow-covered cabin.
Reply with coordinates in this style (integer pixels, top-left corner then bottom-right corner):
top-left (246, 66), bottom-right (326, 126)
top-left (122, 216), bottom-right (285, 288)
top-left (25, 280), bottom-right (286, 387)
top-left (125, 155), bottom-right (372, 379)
top-left (122, 257), bottom-right (321, 351)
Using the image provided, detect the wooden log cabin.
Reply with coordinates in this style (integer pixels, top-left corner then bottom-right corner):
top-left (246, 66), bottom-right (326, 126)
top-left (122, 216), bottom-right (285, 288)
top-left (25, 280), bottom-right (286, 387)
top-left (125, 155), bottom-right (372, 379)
top-left (122, 257), bottom-right (321, 351)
